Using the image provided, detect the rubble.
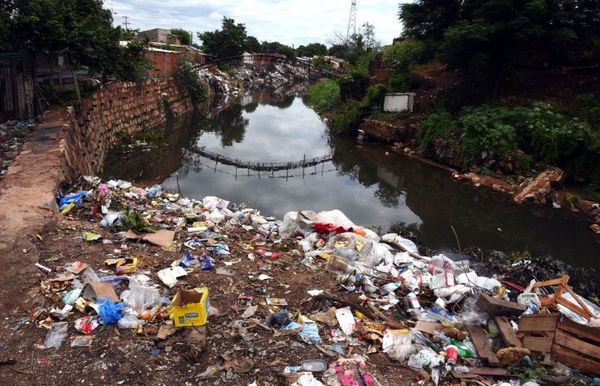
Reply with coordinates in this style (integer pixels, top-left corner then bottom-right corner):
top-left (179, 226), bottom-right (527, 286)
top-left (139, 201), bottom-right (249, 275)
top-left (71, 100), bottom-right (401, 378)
top-left (198, 62), bottom-right (310, 104)
top-left (513, 168), bottom-right (563, 204)
top-left (9, 176), bottom-right (600, 384)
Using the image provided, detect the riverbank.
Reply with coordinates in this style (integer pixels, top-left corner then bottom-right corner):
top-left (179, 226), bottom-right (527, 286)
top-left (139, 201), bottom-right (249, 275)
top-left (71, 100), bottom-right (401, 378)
top-left (0, 176), bottom-right (598, 385)
top-left (357, 115), bottom-right (600, 239)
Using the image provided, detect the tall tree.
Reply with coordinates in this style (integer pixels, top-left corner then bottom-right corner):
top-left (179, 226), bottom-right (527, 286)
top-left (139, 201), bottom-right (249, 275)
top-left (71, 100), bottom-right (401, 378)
top-left (197, 17), bottom-right (247, 59)
top-left (297, 42), bottom-right (327, 57)
top-left (243, 35), bottom-right (260, 53)
top-left (399, 0), bottom-right (600, 92)
top-left (1, 0), bottom-right (149, 81)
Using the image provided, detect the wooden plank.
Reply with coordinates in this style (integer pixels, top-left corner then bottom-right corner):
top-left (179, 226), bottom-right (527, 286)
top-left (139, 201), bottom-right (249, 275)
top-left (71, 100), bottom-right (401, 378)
top-left (475, 293), bottom-right (526, 316)
top-left (451, 372), bottom-right (478, 379)
top-left (552, 344), bottom-right (600, 376)
top-left (452, 367), bottom-right (509, 379)
top-left (415, 321), bottom-right (443, 335)
top-left (522, 334), bottom-right (554, 352)
top-left (518, 314), bottom-right (558, 332)
top-left (468, 367), bottom-right (509, 376)
top-left (557, 319), bottom-right (600, 345)
top-left (494, 316), bottom-right (522, 347)
top-left (466, 324), bottom-right (500, 366)
top-left (555, 329), bottom-right (600, 359)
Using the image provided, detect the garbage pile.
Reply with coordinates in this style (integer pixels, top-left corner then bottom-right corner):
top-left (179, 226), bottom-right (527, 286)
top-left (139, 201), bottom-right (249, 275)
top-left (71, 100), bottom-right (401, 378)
top-left (282, 209), bottom-right (600, 384)
top-left (29, 177), bottom-right (600, 385)
top-left (197, 62), bottom-right (310, 104)
top-left (0, 119), bottom-right (34, 177)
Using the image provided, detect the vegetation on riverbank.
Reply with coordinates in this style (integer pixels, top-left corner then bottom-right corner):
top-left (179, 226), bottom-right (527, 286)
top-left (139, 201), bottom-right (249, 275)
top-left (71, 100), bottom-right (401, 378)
top-left (308, 0), bottom-right (600, 194)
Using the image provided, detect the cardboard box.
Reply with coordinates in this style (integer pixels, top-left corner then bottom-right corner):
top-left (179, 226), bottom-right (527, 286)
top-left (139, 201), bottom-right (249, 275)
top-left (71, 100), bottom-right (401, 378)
top-left (170, 288), bottom-right (209, 327)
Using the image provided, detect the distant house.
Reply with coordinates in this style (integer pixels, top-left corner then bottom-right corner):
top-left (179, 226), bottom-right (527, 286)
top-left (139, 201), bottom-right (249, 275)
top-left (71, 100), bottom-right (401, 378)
top-left (148, 42), bottom-right (212, 65)
top-left (137, 29), bottom-right (181, 45)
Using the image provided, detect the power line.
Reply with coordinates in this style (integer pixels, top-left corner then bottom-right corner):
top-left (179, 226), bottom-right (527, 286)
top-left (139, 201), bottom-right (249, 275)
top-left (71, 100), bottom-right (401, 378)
top-left (122, 16), bottom-right (130, 31)
top-left (346, 0), bottom-right (357, 41)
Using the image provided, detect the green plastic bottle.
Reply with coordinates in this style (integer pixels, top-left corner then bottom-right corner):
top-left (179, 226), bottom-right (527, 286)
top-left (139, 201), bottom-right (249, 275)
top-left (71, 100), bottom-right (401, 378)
top-left (450, 338), bottom-right (475, 358)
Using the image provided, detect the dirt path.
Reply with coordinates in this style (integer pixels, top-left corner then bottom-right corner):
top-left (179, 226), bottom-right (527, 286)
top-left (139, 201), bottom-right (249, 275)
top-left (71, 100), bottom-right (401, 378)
top-left (0, 108), bottom-right (69, 383)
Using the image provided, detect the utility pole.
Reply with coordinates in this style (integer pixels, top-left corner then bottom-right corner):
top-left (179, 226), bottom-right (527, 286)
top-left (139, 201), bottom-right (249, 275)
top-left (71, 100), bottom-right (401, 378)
top-left (346, 0), bottom-right (357, 42)
top-left (123, 16), bottom-right (130, 31)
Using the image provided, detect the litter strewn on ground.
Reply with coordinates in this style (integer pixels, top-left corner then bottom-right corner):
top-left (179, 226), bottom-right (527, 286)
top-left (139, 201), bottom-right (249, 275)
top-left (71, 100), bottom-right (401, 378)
top-left (19, 177), bottom-right (600, 385)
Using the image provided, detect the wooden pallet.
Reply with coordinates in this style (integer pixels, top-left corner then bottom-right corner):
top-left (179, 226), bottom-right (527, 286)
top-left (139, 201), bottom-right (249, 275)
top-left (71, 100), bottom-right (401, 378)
top-left (552, 318), bottom-right (600, 376)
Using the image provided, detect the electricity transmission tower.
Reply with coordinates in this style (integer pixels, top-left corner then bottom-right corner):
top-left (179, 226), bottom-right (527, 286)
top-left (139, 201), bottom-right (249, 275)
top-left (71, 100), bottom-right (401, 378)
top-left (346, 0), bottom-right (357, 42)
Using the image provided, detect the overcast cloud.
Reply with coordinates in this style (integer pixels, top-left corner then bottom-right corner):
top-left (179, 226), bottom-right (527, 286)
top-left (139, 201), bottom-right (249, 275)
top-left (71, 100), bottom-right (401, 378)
top-left (107, 0), bottom-right (402, 47)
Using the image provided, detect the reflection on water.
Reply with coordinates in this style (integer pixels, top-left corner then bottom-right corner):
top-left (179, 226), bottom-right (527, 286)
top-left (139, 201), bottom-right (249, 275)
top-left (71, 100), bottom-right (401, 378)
top-left (104, 94), bottom-right (600, 268)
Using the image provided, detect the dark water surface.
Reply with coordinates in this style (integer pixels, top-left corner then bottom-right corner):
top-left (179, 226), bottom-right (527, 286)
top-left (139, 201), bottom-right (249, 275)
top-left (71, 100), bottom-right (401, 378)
top-left (105, 93), bottom-right (600, 269)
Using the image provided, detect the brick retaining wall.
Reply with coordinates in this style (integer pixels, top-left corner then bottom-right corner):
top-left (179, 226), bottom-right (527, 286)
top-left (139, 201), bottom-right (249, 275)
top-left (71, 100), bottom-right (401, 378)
top-left (63, 77), bottom-right (202, 178)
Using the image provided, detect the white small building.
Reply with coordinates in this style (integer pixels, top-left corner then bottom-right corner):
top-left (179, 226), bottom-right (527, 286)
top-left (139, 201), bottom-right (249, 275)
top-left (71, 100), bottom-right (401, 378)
top-left (242, 52), bottom-right (253, 64)
top-left (383, 93), bottom-right (416, 113)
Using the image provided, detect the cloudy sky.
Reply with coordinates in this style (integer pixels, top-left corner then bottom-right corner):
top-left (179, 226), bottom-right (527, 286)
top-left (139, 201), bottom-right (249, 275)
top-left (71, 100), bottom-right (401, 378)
top-left (107, 0), bottom-right (403, 47)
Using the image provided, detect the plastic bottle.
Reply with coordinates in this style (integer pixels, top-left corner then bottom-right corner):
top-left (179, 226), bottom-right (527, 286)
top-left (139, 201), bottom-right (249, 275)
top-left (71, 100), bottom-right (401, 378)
top-left (450, 338), bottom-right (475, 358)
top-left (381, 282), bottom-right (401, 295)
top-left (406, 292), bottom-right (422, 309)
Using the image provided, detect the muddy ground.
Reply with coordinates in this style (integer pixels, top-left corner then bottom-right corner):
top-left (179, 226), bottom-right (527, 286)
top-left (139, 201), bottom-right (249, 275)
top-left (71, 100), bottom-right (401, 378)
top-left (0, 206), bottom-right (417, 385)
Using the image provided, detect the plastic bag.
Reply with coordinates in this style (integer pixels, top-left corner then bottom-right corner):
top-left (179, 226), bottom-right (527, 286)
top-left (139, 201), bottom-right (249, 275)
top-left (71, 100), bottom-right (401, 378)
top-left (292, 373), bottom-right (325, 386)
top-left (407, 348), bottom-right (444, 370)
top-left (120, 280), bottom-right (161, 316)
top-left (281, 211), bottom-right (316, 239)
top-left (457, 297), bottom-right (489, 324)
top-left (381, 233), bottom-right (419, 254)
top-left (118, 312), bottom-right (144, 329)
top-left (100, 211), bottom-right (122, 227)
top-left (44, 322), bottom-right (68, 349)
top-left (298, 323), bottom-right (323, 344)
top-left (382, 329), bottom-right (415, 361)
top-left (98, 298), bottom-right (124, 325)
top-left (202, 196), bottom-right (229, 211)
top-left (59, 191), bottom-right (89, 210)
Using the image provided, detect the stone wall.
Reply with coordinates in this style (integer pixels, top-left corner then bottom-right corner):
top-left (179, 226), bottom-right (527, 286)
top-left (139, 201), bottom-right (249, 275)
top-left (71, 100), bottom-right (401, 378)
top-left (63, 77), bottom-right (196, 178)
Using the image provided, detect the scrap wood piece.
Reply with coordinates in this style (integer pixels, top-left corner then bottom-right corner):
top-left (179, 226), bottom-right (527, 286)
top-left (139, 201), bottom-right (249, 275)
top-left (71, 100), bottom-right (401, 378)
top-left (552, 344), bottom-right (600, 376)
top-left (518, 314), bottom-right (558, 332)
top-left (554, 329), bottom-right (600, 359)
top-left (452, 367), bottom-right (508, 379)
top-left (466, 324), bottom-right (500, 366)
top-left (125, 229), bottom-right (175, 247)
top-left (521, 333), bottom-right (554, 353)
top-left (557, 317), bottom-right (600, 344)
top-left (475, 293), bottom-right (526, 316)
top-left (313, 293), bottom-right (405, 329)
top-left (531, 275), bottom-right (594, 319)
top-left (379, 239), bottom-right (430, 262)
top-left (415, 321), bottom-right (443, 335)
top-left (494, 316), bottom-right (522, 347)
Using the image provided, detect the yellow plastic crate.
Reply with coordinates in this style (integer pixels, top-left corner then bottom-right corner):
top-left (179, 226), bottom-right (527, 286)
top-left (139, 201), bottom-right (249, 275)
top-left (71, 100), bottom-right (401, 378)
top-left (169, 287), bottom-right (210, 327)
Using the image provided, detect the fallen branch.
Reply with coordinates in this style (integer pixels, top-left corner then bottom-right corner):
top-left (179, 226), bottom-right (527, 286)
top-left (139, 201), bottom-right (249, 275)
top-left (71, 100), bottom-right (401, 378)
top-left (380, 239), bottom-right (430, 262)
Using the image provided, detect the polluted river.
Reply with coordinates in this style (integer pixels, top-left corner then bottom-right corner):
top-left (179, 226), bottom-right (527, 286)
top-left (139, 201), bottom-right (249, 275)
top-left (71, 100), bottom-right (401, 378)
top-left (104, 92), bottom-right (600, 269)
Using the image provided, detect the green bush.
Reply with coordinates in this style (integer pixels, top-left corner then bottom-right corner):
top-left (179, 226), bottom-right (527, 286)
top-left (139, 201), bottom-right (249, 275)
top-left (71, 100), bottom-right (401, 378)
top-left (327, 84), bottom-right (388, 136)
top-left (329, 100), bottom-right (365, 136)
top-left (174, 62), bottom-right (208, 105)
top-left (382, 39), bottom-right (425, 72)
top-left (361, 84), bottom-right (387, 112)
top-left (574, 94), bottom-right (600, 128)
top-left (306, 80), bottom-right (341, 112)
top-left (418, 112), bottom-right (458, 156)
top-left (388, 72), bottom-right (423, 92)
top-left (459, 106), bottom-right (519, 164)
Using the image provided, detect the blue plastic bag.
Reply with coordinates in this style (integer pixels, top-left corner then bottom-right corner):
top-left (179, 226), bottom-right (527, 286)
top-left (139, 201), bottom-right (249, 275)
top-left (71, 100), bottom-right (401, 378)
top-left (200, 255), bottom-right (214, 270)
top-left (98, 298), bottom-right (124, 325)
top-left (59, 191), bottom-right (89, 210)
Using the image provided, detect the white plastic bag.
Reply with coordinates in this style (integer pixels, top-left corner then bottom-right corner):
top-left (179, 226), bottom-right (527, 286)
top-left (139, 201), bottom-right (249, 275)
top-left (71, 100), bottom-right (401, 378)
top-left (120, 280), bottom-right (161, 315)
top-left (382, 329), bottom-right (415, 361)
